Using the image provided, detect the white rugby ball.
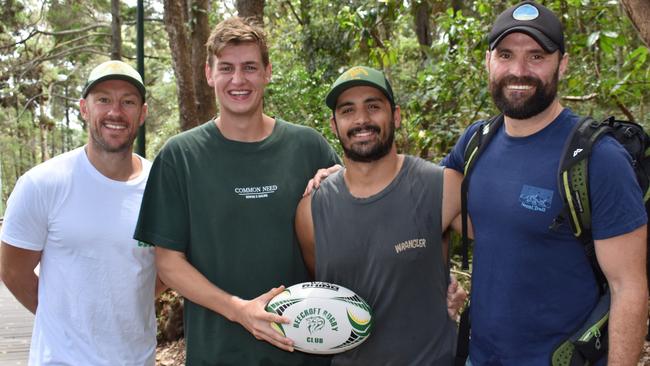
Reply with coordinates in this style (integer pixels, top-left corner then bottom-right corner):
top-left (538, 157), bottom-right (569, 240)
top-left (265, 281), bottom-right (373, 354)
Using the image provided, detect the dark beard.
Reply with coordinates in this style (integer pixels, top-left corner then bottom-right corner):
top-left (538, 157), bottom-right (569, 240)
top-left (490, 68), bottom-right (559, 119)
top-left (339, 121), bottom-right (395, 163)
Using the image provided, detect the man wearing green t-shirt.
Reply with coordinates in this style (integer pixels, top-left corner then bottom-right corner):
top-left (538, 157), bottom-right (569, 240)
top-left (134, 17), bottom-right (339, 365)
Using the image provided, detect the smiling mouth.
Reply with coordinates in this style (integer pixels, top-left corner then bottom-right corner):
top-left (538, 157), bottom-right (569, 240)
top-left (229, 90), bottom-right (251, 97)
top-left (506, 84), bottom-right (533, 91)
top-left (348, 126), bottom-right (380, 139)
top-left (103, 122), bottom-right (127, 130)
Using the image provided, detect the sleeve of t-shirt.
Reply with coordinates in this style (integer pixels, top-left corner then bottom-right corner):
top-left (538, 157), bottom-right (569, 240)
top-left (312, 129), bottom-right (341, 167)
top-left (133, 144), bottom-right (190, 252)
top-left (1, 174), bottom-right (49, 251)
top-left (589, 135), bottom-right (648, 240)
top-left (439, 121), bottom-right (482, 172)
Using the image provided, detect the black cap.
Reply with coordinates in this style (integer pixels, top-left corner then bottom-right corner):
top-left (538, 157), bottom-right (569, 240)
top-left (489, 1), bottom-right (564, 54)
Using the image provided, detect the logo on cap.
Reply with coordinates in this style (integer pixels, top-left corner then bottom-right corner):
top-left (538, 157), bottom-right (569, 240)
top-left (342, 66), bottom-right (369, 81)
top-left (512, 4), bottom-right (539, 21)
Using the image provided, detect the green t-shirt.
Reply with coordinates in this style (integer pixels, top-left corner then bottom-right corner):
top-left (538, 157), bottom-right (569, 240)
top-left (135, 118), bottom-right (339, 365)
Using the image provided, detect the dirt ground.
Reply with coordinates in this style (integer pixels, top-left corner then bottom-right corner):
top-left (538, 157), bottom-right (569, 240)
top-left (155, 339), bottom-right (650, 366)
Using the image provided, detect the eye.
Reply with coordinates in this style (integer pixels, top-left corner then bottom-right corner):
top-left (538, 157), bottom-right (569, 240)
top-left (244, 64), bottom-right (258, 72)
top-left (498, 52), bottom-right (511, 60)
top-left (97, 97), bottom-right (110, 104)
top-left (123, 99), bottom-right (138, 106)
top-left (340, 107), bottom-right (353, 115)
top-left (218, 65), bottom-right (233, 73)
top-left (368, 103), bottom-right (381, 111)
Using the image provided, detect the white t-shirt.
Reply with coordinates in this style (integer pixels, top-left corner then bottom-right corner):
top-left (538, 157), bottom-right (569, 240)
top-left (1, 147), bottom-right (156, 366)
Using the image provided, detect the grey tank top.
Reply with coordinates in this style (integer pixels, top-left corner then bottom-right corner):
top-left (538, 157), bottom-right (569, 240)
top-left (312, 156), bottom-right (456, 366)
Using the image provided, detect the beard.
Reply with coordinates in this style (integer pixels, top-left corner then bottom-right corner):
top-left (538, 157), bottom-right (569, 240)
top-left (338, 120), bottom-right (395, 163)
top-left (489, 67), bottom-right (559, 119)
top-left (89, 117), bottom-right (136, 153)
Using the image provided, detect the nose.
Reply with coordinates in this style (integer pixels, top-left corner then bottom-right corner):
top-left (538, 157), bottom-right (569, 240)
top-left (232, 68), bottom-right (245, 84)
top-left (107, 100), bottom-right (123, 116)
top-left (510, 56), bottom-right (528, 77)
top-left (353, 107), bottom-right (371, 125)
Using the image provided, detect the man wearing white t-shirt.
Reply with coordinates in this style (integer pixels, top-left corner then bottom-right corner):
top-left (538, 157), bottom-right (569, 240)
top-left (0, 60), bottom-right (164, 365)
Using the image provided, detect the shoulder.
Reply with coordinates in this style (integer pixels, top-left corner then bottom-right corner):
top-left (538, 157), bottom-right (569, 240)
top-left (154, 121), bottom-right (214, 161)
top-left (275, 118), bottom-right (324, 140)
top-left (406, 155), bottom-right (443, 175)
top-left (439, 119), bottom-right (487, 170)
top-left (22, 147), bottom-right (83, 186)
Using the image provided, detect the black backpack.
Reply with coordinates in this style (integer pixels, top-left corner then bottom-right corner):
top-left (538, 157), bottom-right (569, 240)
top-left (454, 114), bottom-right (650, 366)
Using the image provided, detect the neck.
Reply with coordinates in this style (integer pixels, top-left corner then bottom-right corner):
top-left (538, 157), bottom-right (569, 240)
top-left (215, 108), bottom-right (275, 142)
top-left (84, 145), bottom-right (141, 181)
top-left (342, 147), bottom-right (403, 198)
top-left (503, 100), bottom-right (564, 137)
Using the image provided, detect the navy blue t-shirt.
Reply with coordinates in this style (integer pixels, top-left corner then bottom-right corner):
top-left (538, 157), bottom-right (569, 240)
top-left (442, 108), bottom-right (647, 365)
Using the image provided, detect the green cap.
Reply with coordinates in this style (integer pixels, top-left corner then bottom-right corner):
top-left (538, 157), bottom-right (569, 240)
top-left (82, 60), bottom-right (146, 101)
top-left (325, 66), bottom-right (395, 110)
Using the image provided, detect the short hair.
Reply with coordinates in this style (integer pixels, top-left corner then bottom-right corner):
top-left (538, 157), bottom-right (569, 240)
top-left (205, 17), bottom-right (269, 67)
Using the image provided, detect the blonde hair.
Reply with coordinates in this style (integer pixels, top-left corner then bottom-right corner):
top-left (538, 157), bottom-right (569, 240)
top-left (206, 17), bottom-right (269, 67)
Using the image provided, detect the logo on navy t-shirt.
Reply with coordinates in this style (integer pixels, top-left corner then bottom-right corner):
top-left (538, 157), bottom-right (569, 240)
top-left (519, 185), bottom-right (553, 212)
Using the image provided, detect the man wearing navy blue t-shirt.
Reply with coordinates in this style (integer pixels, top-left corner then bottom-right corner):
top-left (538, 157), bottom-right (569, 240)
top-left (442, 1), bottom-right (648, 365)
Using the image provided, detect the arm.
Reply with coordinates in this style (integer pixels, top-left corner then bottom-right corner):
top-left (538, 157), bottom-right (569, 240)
top-left (294, 194), bottom-right (316, 277)
top-left (0, 241), bottom-right (41, 314)
top-left (154, 275), bottom-right (168, 298)
top-left (155, 247), bottom-right (294, 351)
top-left (594, 225), bottom-right (648, 365)
top-left (441, 168), bottom-right (463, 232)
top-left (441, 168), bottom-right (469, 318)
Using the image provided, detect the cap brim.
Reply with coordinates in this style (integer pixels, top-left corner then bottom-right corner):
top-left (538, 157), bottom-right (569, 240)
top-left (82, 75), bottom-right (146, 101)
top-left (326, 80), bottom-right (393, 110)
top-left (489, 26), bottom-right (559, 53)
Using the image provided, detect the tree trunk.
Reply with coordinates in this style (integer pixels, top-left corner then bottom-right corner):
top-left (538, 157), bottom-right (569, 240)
top-left (412, 1), bottom-right (432, 48)
top-left (620, 0), bottom-right (650, 48)
top-left (236, 0), bottom-right (265, 24)
top-left (110, 0), bottom-right (122, 60)
top-left (163, 0), bottom-right (200, 131)
top-left (191, 0), bottom-right (216, 123)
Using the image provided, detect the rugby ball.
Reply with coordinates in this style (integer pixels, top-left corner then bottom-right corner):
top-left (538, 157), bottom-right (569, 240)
top-left (265, 282), bottom-right (373, 354)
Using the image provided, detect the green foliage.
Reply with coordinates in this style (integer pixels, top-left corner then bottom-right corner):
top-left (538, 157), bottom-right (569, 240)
top-left (1, 0), bottom-right (649, 217)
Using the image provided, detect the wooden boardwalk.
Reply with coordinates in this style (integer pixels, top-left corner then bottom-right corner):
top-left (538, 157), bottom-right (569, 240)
top-left (0, 282), bottom-right (32, 365)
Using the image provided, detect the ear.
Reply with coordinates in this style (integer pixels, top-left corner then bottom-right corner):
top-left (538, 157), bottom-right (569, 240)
top-left (558, 52), bottom-right (569, 79)
top-left (329, 115), bottom-right (339, 138)
top-left (79, 98), bottom-right (88, 120)
top-left (393, 105), bottom-right (401, 129)
top-left (205, 61), bottom-right (214, 87)
top-left (264, 62), bottom-right (272, 84)
top-left (139, 103), bottom-right (148, 127)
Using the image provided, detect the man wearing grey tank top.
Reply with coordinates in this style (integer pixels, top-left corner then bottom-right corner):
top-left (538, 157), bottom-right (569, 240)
top-left (296, 66), bottom-right (466, 365)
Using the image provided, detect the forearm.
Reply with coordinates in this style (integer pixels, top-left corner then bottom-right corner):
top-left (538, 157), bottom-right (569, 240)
top-left (156, 251), bottom-right (239, 320)
top-left (0, 243), bottom-right (41, 314)
top-left (3, 271), bottom-right (39, 314)
top-left (607, 284), bottom-right (647, 365)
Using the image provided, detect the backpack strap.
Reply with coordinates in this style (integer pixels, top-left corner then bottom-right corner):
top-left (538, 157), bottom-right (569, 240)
top-left (555, 116), bottom-right (614, 292)
top-left (455, 114), bottom-right (503, 366)
top-left (460, 114), bottom-right (504, 269)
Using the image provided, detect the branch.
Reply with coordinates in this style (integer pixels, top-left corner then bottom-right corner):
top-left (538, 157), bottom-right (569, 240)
top-left (450, 269), bottom-right (472, 279)
top-left (284, 1), bottom-right (303, 26)
top-left (615, 98), bottom-right (636, 122)
top-left (561, 93), bottom-right (598, 101)
top-left (20, 44), bottom-right (110, 78)
top-left (16, 93), bottom-right (44, 122)
top-left (0, 24), bottom-right (109, 50)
